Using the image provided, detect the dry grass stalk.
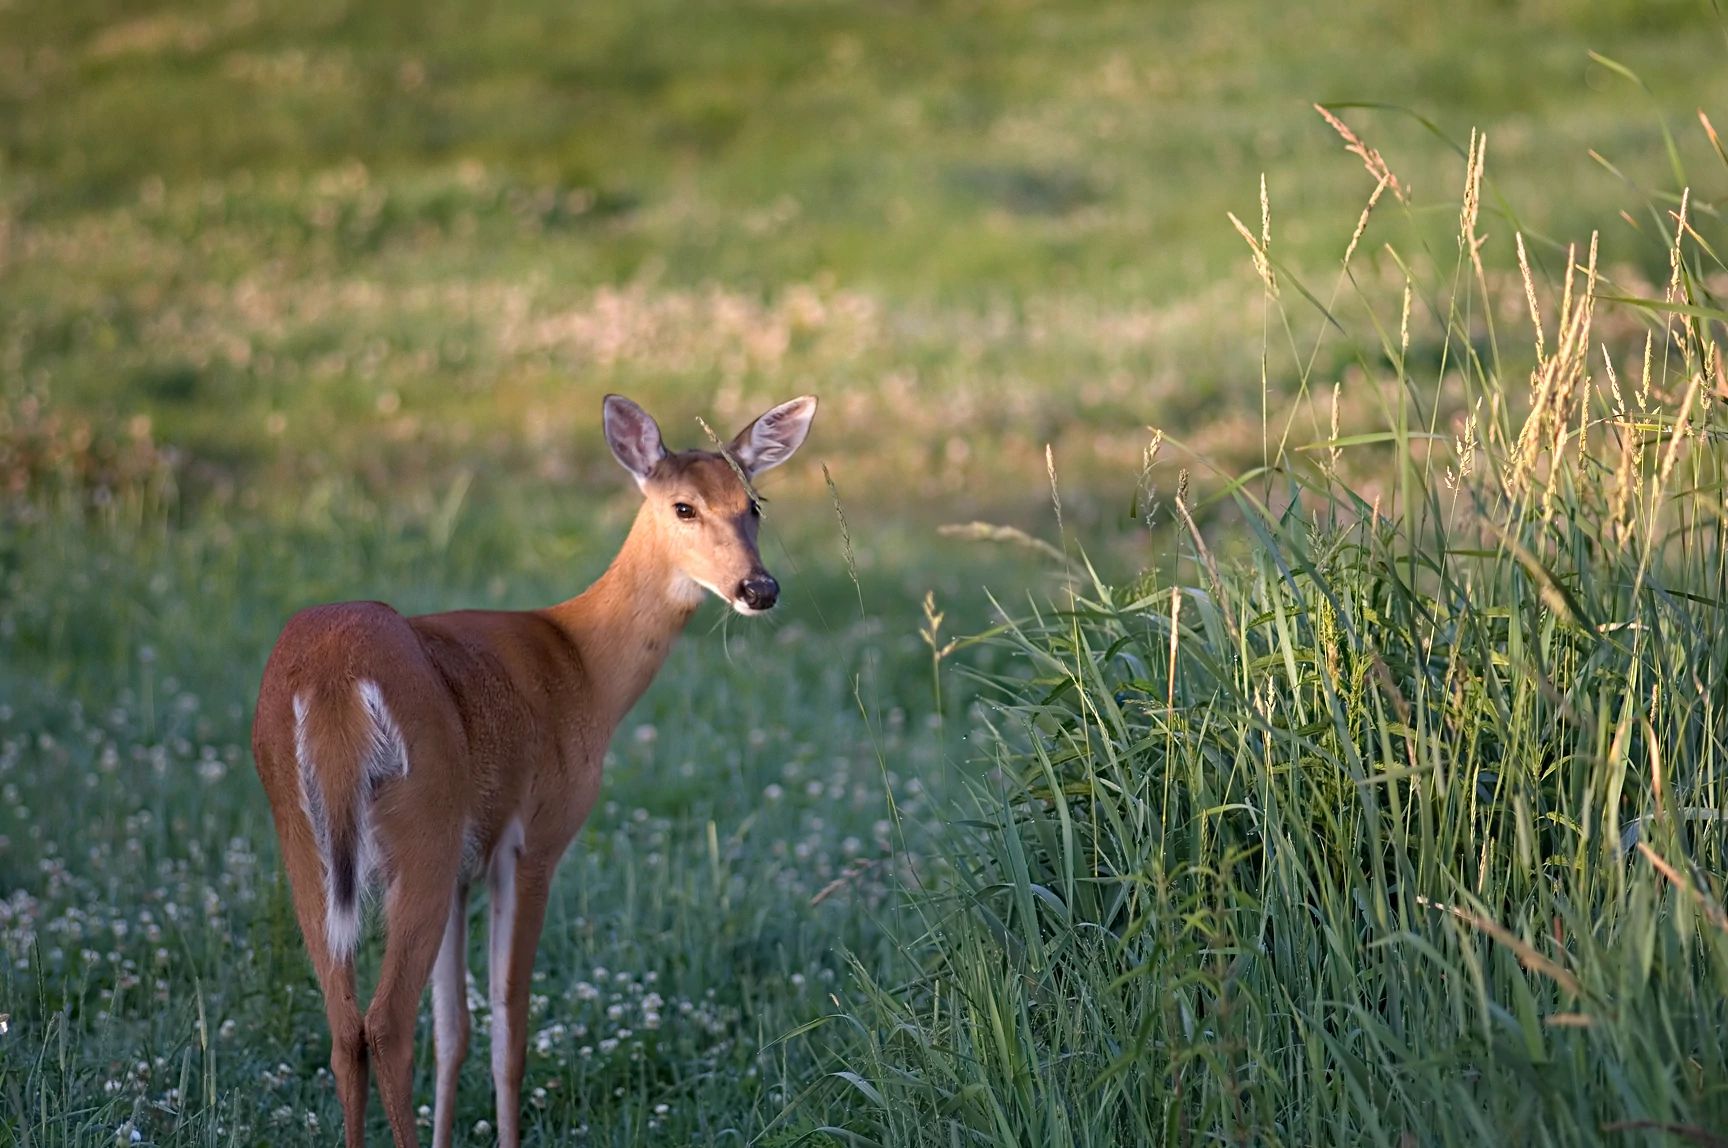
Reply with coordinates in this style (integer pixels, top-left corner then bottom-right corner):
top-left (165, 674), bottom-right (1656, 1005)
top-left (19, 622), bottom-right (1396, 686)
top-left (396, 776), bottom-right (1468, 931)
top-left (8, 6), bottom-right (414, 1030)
top-left (1344, 175), bottom-right (1390, 269)
top-left (1512, 234), bottom-right (1600, 518)
top-left (1666, 188), bottom-right (1691, 308)
top-left (1701, 108), bottom-right (1728, 167)
top-left (1638, 843), bottom-right (1728, 934)
top-left (1416, 895), bottom-right (1582, 996)
top-left (1166, 585), bottom-right (1180, 714)
top-left (1045, 442), bottom-right (1063, 538)
top-left (1447, 401), bottom-right (1479, 493)
top-left (1227, 210), bottom-right (1278, 297)
top-left (1650, 709), bottom-right (1665, 813)
top-left (1604, 347), bottom-right (1645, 550)
top-left (1516, 233), bottom-right (1545, 363)
top-left (1639, 329), bottom-right (1654, 411)
top-left (1327, 381), bottom-right (1343, 478)
top-left (1398, 276), bottom-right (1412, 368)
top-left (1605, 345), bottom-right (1625, 416)
top-left (1135, 428), bottom-right (1166, 526)
top-left (1650, 191), bottom-right (1708, 495)
top-left (1260, 173), bottom-right (1272, 256)
top-left (1171, 469), bottom-right (1241, 652)
top-left (1658, 355), bottom-right (1707, 489)
top-left (1314, 105), bottom-right (1408, 203)
top-left (1460, 130), bottom-right (1489, 289)
top-left (935, 522), bottom-right (1065, 563)
top-left (809, 858), bottom-right (881, 907)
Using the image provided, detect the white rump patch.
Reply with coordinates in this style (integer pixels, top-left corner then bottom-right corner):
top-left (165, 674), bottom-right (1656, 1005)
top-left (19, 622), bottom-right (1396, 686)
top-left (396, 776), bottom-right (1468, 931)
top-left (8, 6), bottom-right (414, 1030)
top-left (292, 692), bottom-right (330, 854)
top-left (336, 679), bottom-right (411, 958)
top-left (358, 679), bottom-right (409, 779)
top-left (295, 680), bottom-right (414, 962)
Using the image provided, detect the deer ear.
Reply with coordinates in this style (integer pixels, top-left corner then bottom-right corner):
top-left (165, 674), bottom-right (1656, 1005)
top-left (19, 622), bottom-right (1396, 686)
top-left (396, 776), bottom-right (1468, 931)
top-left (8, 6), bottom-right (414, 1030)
top-left (728, 395), bottom-right (817, 478)
top-left (603, 395), bottom-right (666, 489)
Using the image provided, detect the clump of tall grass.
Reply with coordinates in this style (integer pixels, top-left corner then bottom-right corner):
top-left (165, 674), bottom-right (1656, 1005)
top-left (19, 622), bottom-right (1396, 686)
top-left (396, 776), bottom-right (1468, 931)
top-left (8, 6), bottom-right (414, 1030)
top-left (814, 112), bottom-right (1728, 1145)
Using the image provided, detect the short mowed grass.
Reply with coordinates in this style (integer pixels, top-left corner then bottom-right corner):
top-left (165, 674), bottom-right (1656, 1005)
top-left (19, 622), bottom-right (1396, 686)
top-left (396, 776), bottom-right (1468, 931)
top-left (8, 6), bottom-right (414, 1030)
top-left (3, 0), bottom-right (1728, 1145)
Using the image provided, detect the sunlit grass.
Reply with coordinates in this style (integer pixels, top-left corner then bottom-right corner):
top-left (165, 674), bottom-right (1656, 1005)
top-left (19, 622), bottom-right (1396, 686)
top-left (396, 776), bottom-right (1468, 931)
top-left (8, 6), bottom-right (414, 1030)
top-left (4, 3), bottom-right (1728, 1145)
top-left (803, 104), bottom-right (1728, 1146)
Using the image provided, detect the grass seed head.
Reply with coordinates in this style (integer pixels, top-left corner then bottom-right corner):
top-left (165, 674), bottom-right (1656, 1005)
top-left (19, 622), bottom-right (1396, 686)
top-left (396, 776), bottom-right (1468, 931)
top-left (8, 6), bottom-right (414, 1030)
top-left (1315, 104), bottom-right (1408, 203)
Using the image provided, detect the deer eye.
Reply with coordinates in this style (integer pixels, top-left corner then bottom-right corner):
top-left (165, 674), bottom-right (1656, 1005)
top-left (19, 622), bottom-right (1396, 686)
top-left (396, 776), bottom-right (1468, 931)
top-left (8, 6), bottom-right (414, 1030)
top-left (673, 502), bottom-right (697, 520)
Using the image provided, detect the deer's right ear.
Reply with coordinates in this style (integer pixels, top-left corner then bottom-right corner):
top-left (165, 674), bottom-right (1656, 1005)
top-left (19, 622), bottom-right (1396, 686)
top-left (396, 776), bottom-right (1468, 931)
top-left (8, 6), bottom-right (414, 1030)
top-left (603, 395), bottom-right (666, 489)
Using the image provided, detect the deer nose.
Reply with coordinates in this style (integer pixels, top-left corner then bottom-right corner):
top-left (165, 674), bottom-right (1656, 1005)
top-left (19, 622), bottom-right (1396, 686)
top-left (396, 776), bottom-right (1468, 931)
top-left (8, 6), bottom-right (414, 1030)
top-left (738, 574), bottom-right (779, 612)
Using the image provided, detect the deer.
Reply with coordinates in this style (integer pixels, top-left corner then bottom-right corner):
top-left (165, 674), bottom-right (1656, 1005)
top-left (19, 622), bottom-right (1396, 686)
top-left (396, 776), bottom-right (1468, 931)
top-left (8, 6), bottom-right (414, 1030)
top-left (250, 393), bottom-right (817, 1148)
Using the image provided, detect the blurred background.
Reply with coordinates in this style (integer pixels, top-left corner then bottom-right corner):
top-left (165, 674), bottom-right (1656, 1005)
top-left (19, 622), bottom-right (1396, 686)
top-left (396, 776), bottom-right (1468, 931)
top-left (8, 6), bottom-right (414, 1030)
top-left (6, 0), bottom-right (1724, 566)
top-left (2, 2), bottom-right (1725, 1142)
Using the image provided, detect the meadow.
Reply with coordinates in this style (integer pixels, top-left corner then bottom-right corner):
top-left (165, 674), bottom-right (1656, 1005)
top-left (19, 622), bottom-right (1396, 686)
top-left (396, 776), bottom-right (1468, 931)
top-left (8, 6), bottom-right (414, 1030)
top-left (2, 0), bottom-right (1727, 1144)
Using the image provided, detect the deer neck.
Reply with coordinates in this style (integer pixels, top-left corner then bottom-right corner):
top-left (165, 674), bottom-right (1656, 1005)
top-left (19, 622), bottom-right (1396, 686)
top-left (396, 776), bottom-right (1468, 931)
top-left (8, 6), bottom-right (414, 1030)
top-left (542, 506), bottom-right (702, 733)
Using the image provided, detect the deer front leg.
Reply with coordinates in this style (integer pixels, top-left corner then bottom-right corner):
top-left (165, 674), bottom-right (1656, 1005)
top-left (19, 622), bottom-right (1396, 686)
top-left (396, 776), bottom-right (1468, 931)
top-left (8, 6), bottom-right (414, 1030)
top-left (488, 828), bottom-right (553, 1148)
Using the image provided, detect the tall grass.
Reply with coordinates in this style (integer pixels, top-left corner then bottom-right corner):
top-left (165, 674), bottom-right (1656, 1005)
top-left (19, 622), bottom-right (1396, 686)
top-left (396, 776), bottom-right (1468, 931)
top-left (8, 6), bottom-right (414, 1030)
top-left (815, 113), bottom-right (1728, 1145)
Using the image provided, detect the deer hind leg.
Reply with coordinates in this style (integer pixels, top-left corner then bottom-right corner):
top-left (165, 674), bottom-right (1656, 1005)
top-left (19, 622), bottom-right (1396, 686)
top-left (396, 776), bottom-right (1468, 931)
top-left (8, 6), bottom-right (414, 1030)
top-left (360, 687), bottom-right (463, 1147)
top-left (261, 726), bottom-right (371, 1147)
top-left (487, 824), bottom-right (553, 1148)
top-left (323, 959), bottom-right (369, 1148)
top-left (291, 866), bottom-right (369, 1148)
top-left (366, 854), bottom-right (461, 1148)
top-left (430, 881), bottom-right (471, 1148)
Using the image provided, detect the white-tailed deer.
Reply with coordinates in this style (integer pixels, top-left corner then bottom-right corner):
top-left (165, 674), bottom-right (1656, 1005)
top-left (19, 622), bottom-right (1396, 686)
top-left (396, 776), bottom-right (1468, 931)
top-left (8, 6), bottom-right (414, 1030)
top-left (251, 394), bottom-right (816, 1147)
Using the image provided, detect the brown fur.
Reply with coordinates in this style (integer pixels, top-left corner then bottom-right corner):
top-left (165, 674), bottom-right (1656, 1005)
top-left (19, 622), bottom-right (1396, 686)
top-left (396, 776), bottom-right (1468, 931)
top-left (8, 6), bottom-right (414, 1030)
top-left (251, 396), bottom-right (813, 1148)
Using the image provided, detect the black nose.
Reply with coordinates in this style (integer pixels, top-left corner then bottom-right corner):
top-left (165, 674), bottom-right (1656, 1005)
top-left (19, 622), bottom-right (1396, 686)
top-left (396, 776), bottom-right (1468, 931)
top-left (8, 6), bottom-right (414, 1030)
top-left (738, 574), bottom-right (779, 611)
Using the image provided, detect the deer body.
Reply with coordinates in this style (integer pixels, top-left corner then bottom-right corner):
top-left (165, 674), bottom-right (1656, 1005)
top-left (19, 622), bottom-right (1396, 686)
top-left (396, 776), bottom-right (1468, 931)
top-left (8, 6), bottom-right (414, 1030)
top-left (252, 395), bottom-right (815, 1148)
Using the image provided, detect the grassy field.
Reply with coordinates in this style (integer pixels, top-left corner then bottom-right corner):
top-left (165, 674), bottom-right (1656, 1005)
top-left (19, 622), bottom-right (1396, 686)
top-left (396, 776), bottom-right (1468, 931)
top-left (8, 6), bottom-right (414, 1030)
top-left (3, 0), bottom-right (1727, 1144)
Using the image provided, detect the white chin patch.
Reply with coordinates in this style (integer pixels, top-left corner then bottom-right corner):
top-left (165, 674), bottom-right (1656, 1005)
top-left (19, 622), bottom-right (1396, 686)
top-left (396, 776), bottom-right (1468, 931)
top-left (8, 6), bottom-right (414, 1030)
top-left (670, 573), bottom-right (712, 609)
top-left (731, 598), bottom-right (769, 616)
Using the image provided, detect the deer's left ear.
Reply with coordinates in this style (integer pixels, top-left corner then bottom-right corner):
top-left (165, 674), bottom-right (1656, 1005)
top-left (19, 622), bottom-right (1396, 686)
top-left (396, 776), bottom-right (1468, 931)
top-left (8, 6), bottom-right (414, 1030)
top-left (728, 395), bottom-right (817, 477)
